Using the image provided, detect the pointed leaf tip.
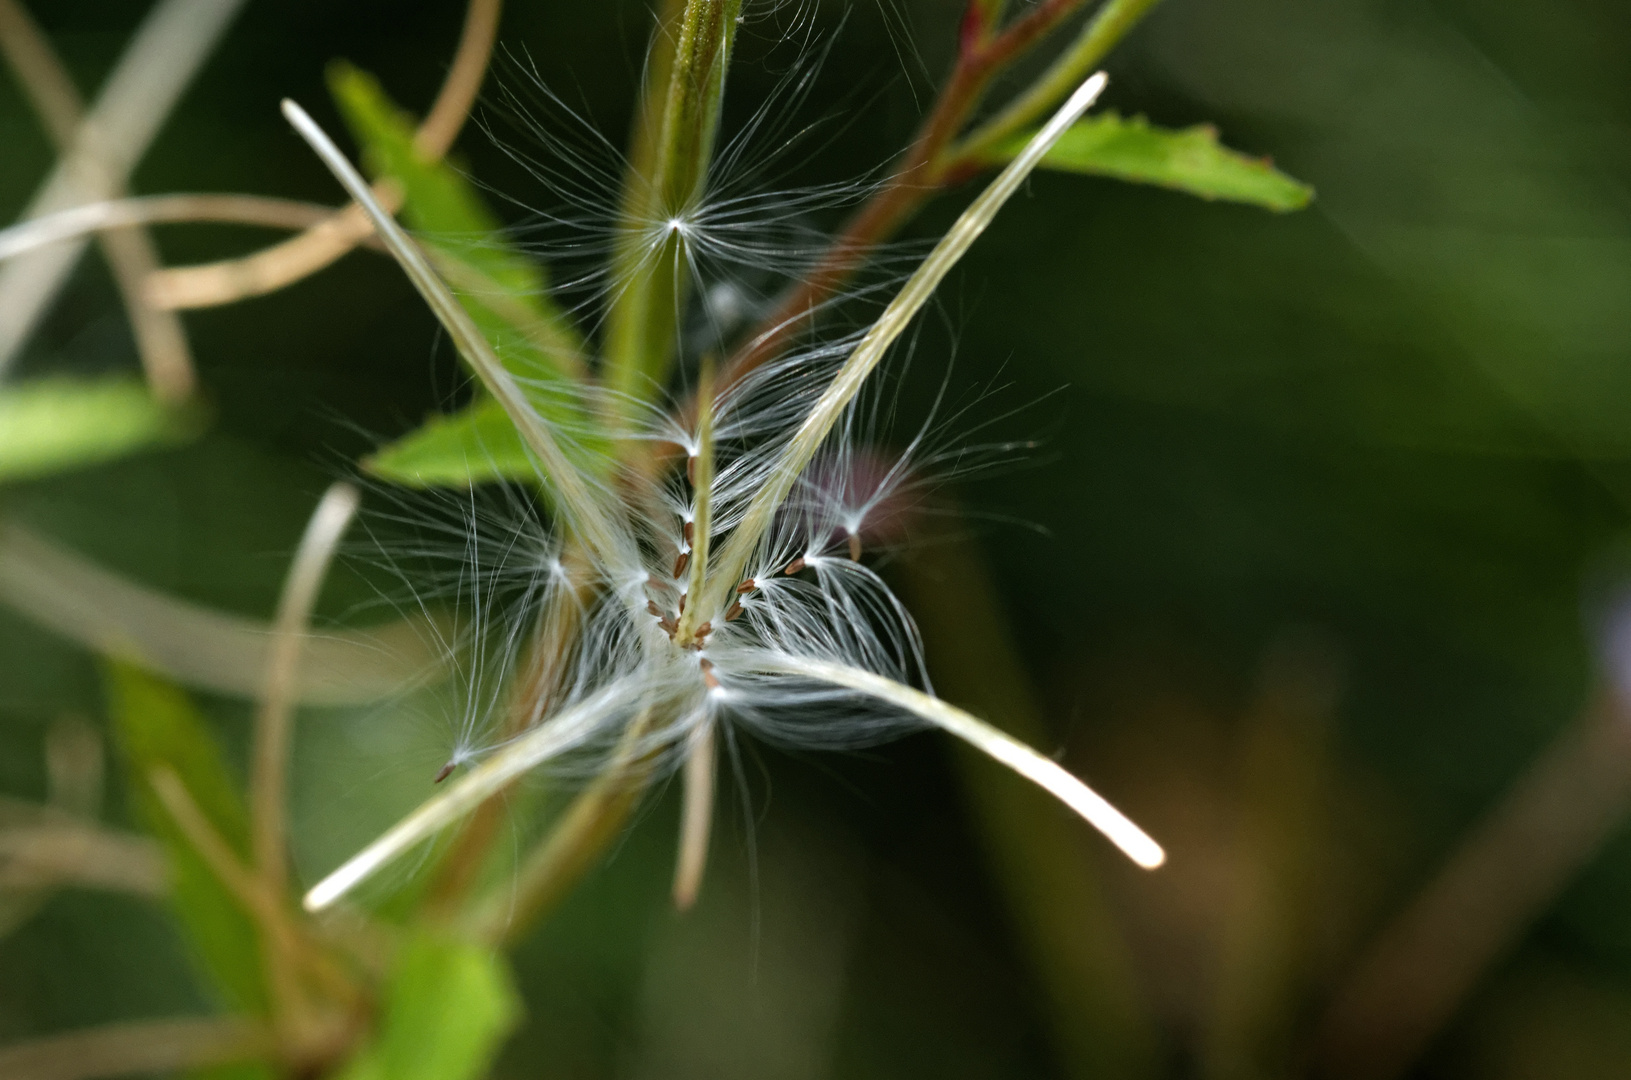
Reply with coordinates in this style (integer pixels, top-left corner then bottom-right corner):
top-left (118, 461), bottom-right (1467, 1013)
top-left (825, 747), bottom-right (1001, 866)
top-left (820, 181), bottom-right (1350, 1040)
top-left (979, 111), bottom-right (1314, 212)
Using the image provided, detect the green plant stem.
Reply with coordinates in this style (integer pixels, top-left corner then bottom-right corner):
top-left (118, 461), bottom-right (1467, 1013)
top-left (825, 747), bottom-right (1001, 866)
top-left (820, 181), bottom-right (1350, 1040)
top-left (603, 0), bottom-right (743, 413)
top-left (954, 0), bottom-right (1164, 160)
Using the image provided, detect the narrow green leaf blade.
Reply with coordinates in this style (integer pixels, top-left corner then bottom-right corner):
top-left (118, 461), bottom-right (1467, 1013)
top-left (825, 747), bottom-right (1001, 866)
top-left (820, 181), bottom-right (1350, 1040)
top-left (327, 63), bottom-right (584, 386)
top-left (365, 398), bottom-right (531, 487)
top-left (366, 395), bottom-right (608, 489)
top-left (984, 112), bottom-right (1313, 212)
top-left (104, 662), bottom-right (267, 1013)
top-left (0, 377), bottom-right (194, 484)
top-left (334, 934), bottom-right (520, 1080)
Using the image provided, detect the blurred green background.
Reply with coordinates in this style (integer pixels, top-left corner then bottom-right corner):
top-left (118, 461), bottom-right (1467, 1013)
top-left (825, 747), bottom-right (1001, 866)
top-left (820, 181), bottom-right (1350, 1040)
top-left (6, 0), bottom-right (1631, 1077)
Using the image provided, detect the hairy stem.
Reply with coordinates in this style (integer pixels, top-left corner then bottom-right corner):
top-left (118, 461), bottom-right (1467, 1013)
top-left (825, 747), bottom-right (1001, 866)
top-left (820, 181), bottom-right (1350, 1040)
top-left (676, 360), bottom-right (715, 644)
top-left (604, 0), bottom-right (743, 410)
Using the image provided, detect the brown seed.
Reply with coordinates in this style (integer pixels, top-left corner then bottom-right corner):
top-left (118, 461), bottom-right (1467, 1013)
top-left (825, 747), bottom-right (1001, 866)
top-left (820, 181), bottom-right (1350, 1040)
top-left (700, 659), bottom-right (720, 690)
top-left (695, 621), bottom-right (712, 639)
top-left (848, 533), bottom-right (862, 561)
top-left (784, 556), bottom-right (805, 575)
top-left (735, 579), bottom-right (756, 594)
top-left (687, 455), bottom-right (697, 486)
top-left (678, 593), bottom-right (687, 615)
top-left (673, 551), bottom-right (690, 578)
top-left (725, 601), bottom-right (744, 622)
top-left (683, 520), bottom-right (694, 544)
top-left (657, 617), bottom-right (677, 635)
top-left (433, 762), bottom-right (456, 784)
top-left (646, 600), bottom-right (662, 617)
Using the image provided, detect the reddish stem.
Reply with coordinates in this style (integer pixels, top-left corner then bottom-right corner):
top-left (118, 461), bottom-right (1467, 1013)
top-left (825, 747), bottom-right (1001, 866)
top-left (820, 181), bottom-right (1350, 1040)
top-left (719, 0), bottom-right (1090, 388)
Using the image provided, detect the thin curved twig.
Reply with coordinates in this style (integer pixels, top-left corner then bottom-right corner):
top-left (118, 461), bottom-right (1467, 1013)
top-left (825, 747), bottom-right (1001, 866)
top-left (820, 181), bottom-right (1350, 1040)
top-left (0, 195), bottom-right (380, 262)
top-left (0, 0), bottom-right (248, 387)
top-left (0, 0), bottom-right (196, 402)
top-left (0, 823), bottom-right (165, 896)
top-left (250, 483), bottom-right (359, 903)
top-left (148, 0), bottom-right (503, 311)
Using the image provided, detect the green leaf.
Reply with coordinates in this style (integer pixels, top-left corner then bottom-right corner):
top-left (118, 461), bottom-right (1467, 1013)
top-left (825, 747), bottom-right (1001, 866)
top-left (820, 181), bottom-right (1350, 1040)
top-left (365, 398), bottom-right (531, 487)
top-left (328, 64), bottom-right (614, 488)
top-left (333, 934), bottom-right (520, 1080)
top-left (327, 63), bottom-right (584, 389)
top-left (983, 112), bottom-right (1313, 212)
top-left (104, 662), bottom-right (267, 1013)
top-left (366, 395), bottom-right (610, 489)
top-left (0, 377), bottom-right (196, 484)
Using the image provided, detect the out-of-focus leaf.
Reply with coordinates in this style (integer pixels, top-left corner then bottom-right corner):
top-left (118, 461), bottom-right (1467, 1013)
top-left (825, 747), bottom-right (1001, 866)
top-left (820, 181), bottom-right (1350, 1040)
top-left (0, 377), bottom-right (196, 484)
top-left (365, 398), bottom-right (533, 488)
top-left (1151, 0), bottom-right (1631, 458)
top-left (366, 393), bottom-right (610, 489)
top-left (333, 933), bottom-right (520, 1080)
top-left (104, 662), bottom-right (267, 1013)
top-left (327, 63), bottom-right (583, 387)
top-left (981, 112), bottom-right (1313, 211)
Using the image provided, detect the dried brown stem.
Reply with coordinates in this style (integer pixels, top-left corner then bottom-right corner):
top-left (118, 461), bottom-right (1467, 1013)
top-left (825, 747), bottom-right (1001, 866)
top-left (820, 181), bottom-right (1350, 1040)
top-left (149, 0), bottom-right (501, 310)
top-left (149, 768), bottom-right (281, 932)
top-left (251, 483), bottom-right (359, 903)
top-left (671, 721), bottom-right (715, 910)
top-left (0, 823), bottom-right (165, 896)
top-left (0, 519), bottom-right (443, 707)
top-left (415, 0), bottom-right (503, 159)
top-left (146, 198), bottom-right (393, 310)
top-left (0, 0), bottom-right (195, 402)
top-left (150, 766), bottom-right (357, 1052)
